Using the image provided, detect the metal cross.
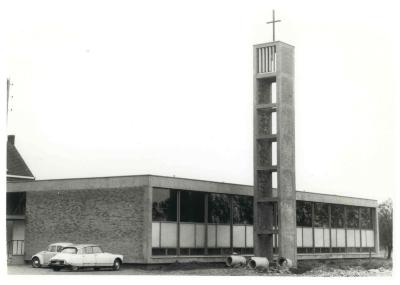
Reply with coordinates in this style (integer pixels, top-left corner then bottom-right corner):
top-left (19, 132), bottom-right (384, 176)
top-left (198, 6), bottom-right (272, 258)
top-left (266, 10), bottom-right (281, 42)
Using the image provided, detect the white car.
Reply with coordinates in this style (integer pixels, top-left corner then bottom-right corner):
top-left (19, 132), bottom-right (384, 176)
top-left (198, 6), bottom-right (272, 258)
top-left (31, 242), bottom-right (73, 268)
top-left (49, 244), bottom-right (123, 271)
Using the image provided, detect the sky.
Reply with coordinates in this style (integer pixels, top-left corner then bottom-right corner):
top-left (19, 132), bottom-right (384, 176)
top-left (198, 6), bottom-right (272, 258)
top-left (1, 0), bottom-right (399, 202)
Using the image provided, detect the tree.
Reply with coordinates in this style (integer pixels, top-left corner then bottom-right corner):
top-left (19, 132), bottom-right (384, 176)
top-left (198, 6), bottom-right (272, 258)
top-left (378, 199), bottom-right (393, 259)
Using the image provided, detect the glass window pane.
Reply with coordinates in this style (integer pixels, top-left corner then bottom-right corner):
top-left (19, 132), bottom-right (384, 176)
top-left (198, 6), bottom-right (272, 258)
top-left (92, 246), bottom-right (103, 253)
top-left (331, 204), bottom-right (345, 228)
top-left (152, 188), bottom-right (177, 222)
top-left (6, 192), bottom-right (26, 215)
top-left (360, 207), bottom-right (373, 229)
top-left (84, 247), bottom-right (93, 254)
top-left (347, 206), bottom-right (359, 228)
top-left (296, 201), bottom-right (312, 227)
top-left (208, 193), bottom-right (230, 224)
top-left (180, 191), bottom-right (205, 223)
top-left (314, 203), bottom-right (329, 227)
top-left (232, 195), bottom-right (253, 224)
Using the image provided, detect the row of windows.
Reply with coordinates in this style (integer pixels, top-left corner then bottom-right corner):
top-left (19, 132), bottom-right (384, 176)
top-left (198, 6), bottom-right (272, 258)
top-left (296, 201), bottom-right (373, 229)
top-left (152, 188), bottom-right (253, 224)
top-left (297, 247), bottom-right (374, 254)
top-left (153, 190), bottom-right (374, 230)
top-left (152, 247), bottom-right (255, 256)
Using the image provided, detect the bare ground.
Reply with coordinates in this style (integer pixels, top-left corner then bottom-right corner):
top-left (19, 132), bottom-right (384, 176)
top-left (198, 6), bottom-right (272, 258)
top-left (7, 258), bottom-right (392, 276)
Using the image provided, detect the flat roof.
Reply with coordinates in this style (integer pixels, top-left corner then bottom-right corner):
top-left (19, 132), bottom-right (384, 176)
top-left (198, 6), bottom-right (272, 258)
top-left (7, 174), bottom-right (377, 207)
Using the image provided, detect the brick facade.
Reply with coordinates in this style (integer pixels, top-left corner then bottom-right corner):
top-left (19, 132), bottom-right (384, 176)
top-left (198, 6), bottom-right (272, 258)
top-left (25, 186), bottom-right (147, 263)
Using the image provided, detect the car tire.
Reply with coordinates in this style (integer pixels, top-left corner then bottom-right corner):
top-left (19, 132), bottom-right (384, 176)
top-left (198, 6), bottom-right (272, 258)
top-left (94, 267), bottom-right (100, 271)
top-left (113, 259), bottom-right (121, 271)
top-left (52, 268), bottom-right (60, 272)
top-left (71, 266), bottom-right (79, 271)
top-left (32, 257), bottom-right (41, 268)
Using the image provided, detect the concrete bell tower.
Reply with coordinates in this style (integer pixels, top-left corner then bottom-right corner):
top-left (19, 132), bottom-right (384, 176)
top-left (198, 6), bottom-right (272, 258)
top-left (253, 39), bottom-right (296, 266)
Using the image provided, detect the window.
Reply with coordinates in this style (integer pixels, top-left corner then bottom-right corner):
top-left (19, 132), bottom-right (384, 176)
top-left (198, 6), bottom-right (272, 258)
top-left (297, 248), bottom-right (314, 254)
top-left (331, 204), bottom-right (345, 228)
top-left (296, 201), bottom-right (312, 227)
top-left (56, 246), bottom-right (63, 252)
top-left (360, 207), bottom-right (373, 229)
top-left (152, 248), bottom-right (177, 256)
top-left (84, 247), bottom-right (93, 254)
top-left (49, 246), bottom-right (57, 252)
top-left (92, 246), bottom-right (103, 254)
top-left (152, 188), bottom-right (177, 221)
top-left (232, 195), bottom-right (253, 224)
top-left (314, 203), bottom-right (329, 227)
top-left (61, 247), bottom-right (77, 254)
top-left (180, 191), bottom-right (205, 223)
top-left (347, 206), bottom-right (359, 228)
top-left (6, 192), bottom-right (26, 215)
top-left (208, 193), bottom-right (230, 223)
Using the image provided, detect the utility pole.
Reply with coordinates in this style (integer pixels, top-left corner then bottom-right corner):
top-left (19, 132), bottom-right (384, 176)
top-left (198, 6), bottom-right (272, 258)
top-left (6, 78), bottom-right (13, 122)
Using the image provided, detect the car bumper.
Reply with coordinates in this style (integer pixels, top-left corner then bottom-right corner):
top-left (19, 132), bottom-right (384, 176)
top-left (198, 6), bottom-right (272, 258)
top-left (49, 261), bottom-right (73, 270)
top-left (50, 264), bottom-right (74, 270)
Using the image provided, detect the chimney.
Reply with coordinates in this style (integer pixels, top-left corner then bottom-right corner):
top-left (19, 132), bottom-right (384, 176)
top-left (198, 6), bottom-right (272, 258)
top-left (8, 135), bottom-right (15, 145)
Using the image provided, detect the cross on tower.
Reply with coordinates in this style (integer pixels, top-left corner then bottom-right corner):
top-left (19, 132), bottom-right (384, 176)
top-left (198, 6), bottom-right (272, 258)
top-left (266, 10), bottom-right (281, 42)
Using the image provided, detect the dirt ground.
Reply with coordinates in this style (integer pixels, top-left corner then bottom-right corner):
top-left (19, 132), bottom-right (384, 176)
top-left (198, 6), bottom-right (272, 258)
top-left (7, 258), bottom-right (392, 276)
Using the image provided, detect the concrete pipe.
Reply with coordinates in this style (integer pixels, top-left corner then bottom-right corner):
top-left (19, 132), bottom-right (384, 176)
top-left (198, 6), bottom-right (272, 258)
top-left (247, 257), bottom-right (269, 270)
top-left (226, 255), bottom-right (247, 267)
top-left (278, 257), bottom-right (293, 268)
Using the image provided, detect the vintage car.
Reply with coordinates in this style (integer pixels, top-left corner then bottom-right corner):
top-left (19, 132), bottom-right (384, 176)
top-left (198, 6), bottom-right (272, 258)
top-left (49, 244), bottom-right (123, 271)
top-left (31, 242), bottom-right (73, 268)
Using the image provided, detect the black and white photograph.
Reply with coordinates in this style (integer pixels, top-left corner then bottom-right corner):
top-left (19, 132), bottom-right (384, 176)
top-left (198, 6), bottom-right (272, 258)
top-left (1, 0), bottom-right (398, 282)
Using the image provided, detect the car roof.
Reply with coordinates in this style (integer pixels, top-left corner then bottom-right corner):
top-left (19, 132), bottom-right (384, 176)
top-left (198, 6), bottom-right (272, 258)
top-left (65, 244), bottom-right (100, 249)
top-left (49, 242), bottom-right (73, 247)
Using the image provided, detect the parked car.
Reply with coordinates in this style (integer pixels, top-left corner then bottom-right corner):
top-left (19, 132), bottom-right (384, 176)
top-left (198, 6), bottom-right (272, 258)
top-left (49, 244), bottom-right (123, 271)
top-left (31, 242), bottom-right (73, 268)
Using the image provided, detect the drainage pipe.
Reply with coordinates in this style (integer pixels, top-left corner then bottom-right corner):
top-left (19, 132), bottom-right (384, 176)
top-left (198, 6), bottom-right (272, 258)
top-left (278, 257), bottom-right (293, 268)
top-left (226, 255), bottom-right (247, 267)
top-left (247, 257), bottom-right (269, 270)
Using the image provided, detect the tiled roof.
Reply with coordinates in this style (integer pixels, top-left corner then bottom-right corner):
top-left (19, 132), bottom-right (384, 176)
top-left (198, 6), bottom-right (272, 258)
top-left (7, 135), bottom-right (34, 180)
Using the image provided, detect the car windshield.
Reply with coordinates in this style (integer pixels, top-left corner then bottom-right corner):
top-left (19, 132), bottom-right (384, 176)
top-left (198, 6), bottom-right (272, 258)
top-left (61, 247), bottom-right (77, 254)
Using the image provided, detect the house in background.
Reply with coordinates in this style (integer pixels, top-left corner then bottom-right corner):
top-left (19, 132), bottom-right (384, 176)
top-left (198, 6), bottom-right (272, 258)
top-left (6, 135), bottom-right (35, 264)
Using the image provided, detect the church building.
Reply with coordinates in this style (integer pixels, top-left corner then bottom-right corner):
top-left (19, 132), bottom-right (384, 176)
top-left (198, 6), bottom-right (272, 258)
top-left (6, 38), bottom-right (380, 265)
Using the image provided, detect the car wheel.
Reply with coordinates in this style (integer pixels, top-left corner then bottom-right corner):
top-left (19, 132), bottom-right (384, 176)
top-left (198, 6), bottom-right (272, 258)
top-left (94, 267), bottom-right (100, 271)
top-left (52, 268), bottom-right (60, 272)
top-left (32, 257), bottom-right (41, 268)
top-left (71, 266), bottom-right (79, 271)
top-left (113, 259), bottom-right (121, 271)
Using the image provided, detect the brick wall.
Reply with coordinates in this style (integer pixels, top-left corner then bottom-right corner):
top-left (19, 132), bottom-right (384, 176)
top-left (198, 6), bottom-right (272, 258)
top-left (25, 186), bottom-right (147, 263)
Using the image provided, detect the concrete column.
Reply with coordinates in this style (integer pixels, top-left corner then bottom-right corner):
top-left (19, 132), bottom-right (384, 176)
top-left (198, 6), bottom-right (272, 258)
top-left (373, 207), bottom-right (380, 254)
top-left (177, 191), bottom-right (181, 255)
top-left (143, 177), bottom-right (153, 263)
top-left (328, 204), bottom-right (332, 253)
top-left (276, 42), bottom-right (297, 267)
top-left (344, 206), bottom-right (348, 252)
top-left (359, 207), bottom-right (362, 252)
top-left (204, 193), bottom-right (208, 255)
top-left (311, 203), bottom-right (315, 254)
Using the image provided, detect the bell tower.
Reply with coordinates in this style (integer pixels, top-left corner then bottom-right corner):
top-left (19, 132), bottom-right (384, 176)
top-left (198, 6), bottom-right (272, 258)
top-left (253, 39), bottom-right (296, 266)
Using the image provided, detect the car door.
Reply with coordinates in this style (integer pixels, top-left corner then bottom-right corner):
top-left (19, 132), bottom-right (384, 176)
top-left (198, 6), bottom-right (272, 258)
top-left (43, 245), bottom-right (57, 265)
top-left (92, 246), bottom-right (108, 266)
top-left (82, 246), bottom-right (96, 267)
